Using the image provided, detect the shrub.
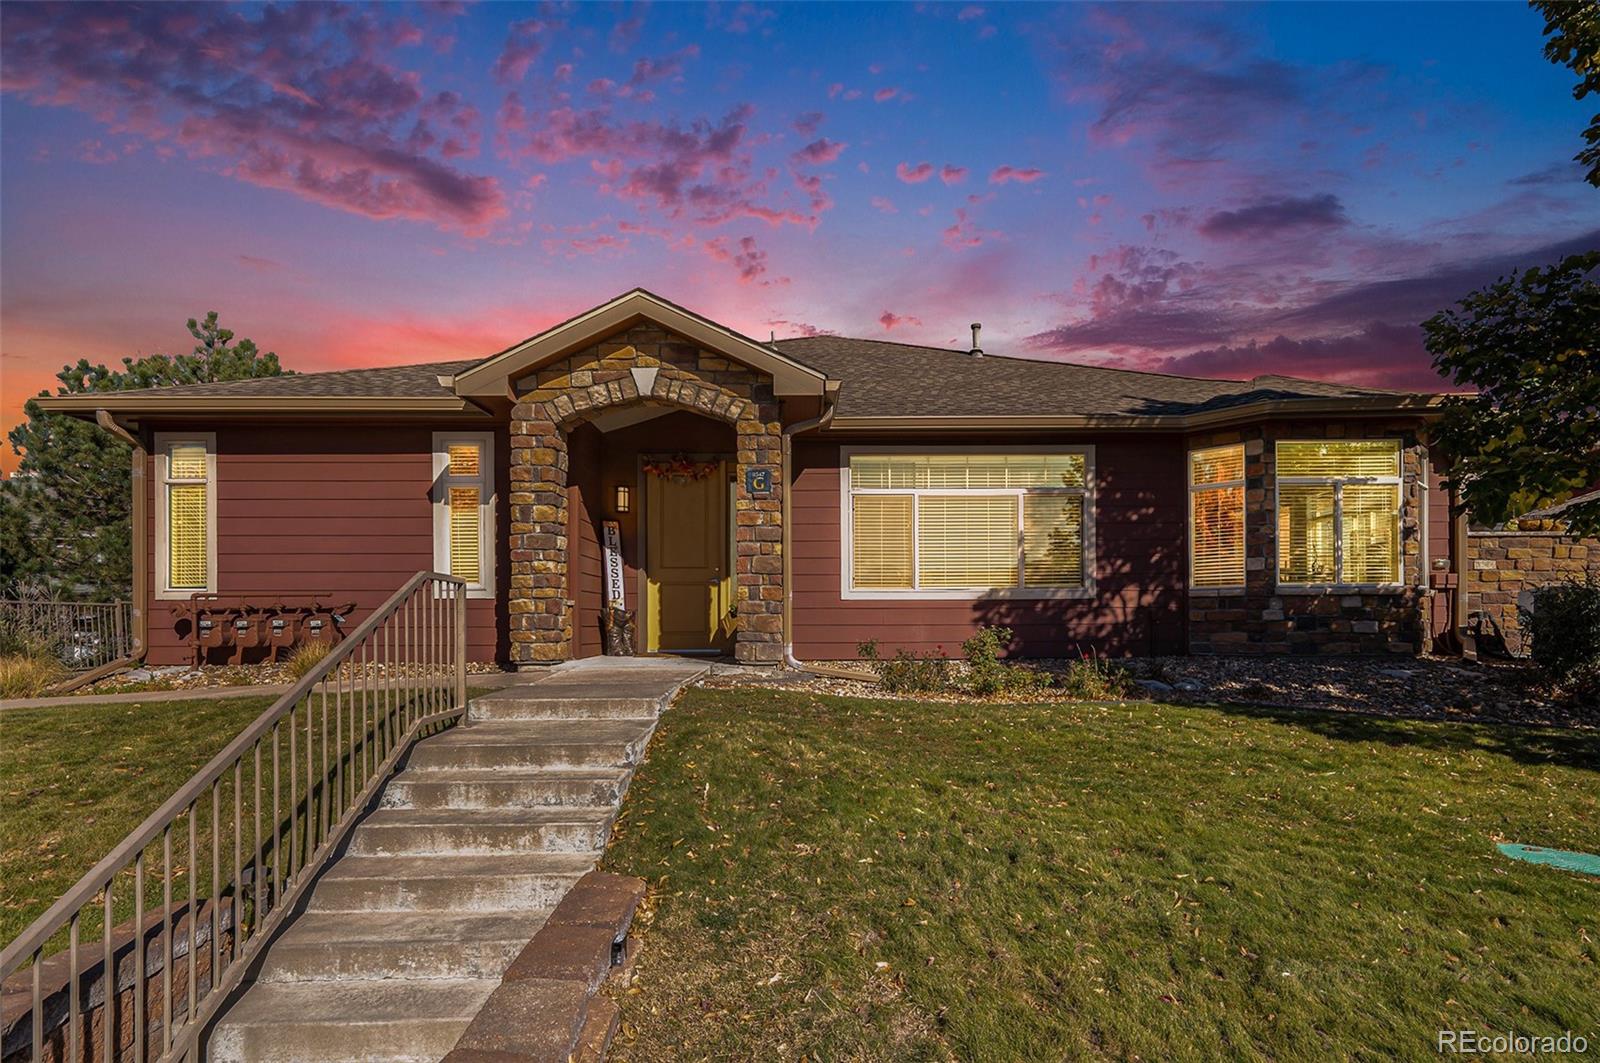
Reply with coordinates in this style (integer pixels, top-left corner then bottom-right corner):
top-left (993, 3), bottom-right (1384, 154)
top-left (1057, 652), bottom-right (1135, 701)
top-left (0, 654), bottom-right (68, 699)
top-left (856, 639), bottom-right (953, 694)
top-left (961, 626), bottom-right (1051, 696)
top-left (286, 639), bottom-right (336, 680)
top-left (1522, 576), bottom-right (1600, 680)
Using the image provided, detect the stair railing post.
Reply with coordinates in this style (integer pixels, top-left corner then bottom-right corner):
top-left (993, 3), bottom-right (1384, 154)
top-left (454, 580), bottom-right (468, 710)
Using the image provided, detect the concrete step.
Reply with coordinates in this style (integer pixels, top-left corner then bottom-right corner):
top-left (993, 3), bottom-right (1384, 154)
top-left (346, 807), bottom-right (615, 857)
top-left (467, 692), bottom-right (663, 722)
top-left (382, 768), bottom-right (633, 810)
top-left (256, 910), bottom-right (550, 983)
top-left (307, 853), bottom-right (593, 913)
top-left (407, 720), bottom-right (654, 772)
top-left (208, 977), bottom-right (496, 1063)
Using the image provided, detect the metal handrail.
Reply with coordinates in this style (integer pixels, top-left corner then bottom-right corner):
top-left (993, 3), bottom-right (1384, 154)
top-left (1, 571), bottom-right (470, 1063)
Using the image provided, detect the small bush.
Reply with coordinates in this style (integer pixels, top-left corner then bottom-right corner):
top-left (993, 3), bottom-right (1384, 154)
top-left (1522, 576), bottom-right (1600, 681)
top-left (1057, 652), bottom-right (1135, 701)
top-left (856, 639), bottom-right (953, 694)
top-left (286, 639), bottom-right (336, 680)
top-left (0, 654), bottom-right (68, 699)
top-left (961, 626), bottom-right (1050, 696)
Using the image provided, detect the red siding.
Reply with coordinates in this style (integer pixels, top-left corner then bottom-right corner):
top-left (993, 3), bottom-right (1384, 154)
top-left (790, 435), bottom-right (1188, 660)
top-left (569, 424), bottom-right (605, 659)
top-left (143, 422), bottom-right (507, 666)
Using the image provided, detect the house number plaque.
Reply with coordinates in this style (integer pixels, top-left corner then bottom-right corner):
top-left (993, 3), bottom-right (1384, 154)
top-left (744, 466), bottom-right (774, 496)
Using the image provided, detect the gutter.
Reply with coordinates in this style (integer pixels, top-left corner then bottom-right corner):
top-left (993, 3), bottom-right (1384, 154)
top-left (824, 394), bottom-right (1447, 433)
top-left (779, 397), bottom-right (861, 678)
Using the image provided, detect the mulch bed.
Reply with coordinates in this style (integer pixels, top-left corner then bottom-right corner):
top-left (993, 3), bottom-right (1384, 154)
top-left (701, 655), bottom-right (1595, 730)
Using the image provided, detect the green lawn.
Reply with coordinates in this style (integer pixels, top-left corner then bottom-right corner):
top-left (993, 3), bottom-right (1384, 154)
top-left (0, 685), bottom-right (492, 941)
top-left (0, 696), bottom-right (278, 944)
top-left (602, 689), bottom-right (1600, 1061)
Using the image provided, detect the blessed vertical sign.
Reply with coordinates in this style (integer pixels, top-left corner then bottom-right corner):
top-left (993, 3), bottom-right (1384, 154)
top-left (602, 520), bottom-right (625, 605)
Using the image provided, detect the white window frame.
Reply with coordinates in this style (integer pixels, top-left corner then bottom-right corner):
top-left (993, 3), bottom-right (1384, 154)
top-left (153, 432), bottom-right (218, 600)
top-left (432, 432), bottom-right (497, 599)
top-left (839, 445), bottom-right (1096, 601)
top-left (1187, 443), bottom-right (1247, 595)
top-left (1273, 438), bottom-right (1404, 593)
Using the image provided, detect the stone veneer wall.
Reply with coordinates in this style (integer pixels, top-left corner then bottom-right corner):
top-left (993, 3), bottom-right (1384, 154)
top-left (1465, 522), bottom-right (1599, 656)
top-left (1185, 420), bottom-right (1430, 655)
top-left (507, 324), bottom-right (784, 665)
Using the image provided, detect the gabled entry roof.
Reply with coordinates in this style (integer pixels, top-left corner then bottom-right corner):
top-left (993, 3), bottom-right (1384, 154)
top-left (448, 288), bottom-right (830, 400)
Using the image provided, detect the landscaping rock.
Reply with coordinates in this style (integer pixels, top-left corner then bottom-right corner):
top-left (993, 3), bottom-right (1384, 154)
top-left (1135, 680), bottom-right (1174, 696)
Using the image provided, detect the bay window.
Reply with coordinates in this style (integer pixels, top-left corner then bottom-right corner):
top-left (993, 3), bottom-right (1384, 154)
top-left (1189, 444), bottom-right (1246, 589)
top-left (433, 432), bottom-right (496, 597)
top-left (1275, 440), bottom-right (1402, 587)
top-left (843, 449), bottom-right (1092, 597)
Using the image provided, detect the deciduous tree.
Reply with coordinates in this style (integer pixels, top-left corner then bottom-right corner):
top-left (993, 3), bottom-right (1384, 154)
top-left (1425, 250), bottom-right (1600, 535)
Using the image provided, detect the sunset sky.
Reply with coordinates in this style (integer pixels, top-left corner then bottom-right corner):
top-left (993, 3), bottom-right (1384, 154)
top-left (2, 1), bottom-right (1597, 474)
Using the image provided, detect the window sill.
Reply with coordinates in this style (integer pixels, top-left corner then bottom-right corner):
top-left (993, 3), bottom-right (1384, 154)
top-left (842, 586), bottom-right (1095, 601)
top-left (1188, 586), bottom-right (1247, 596)
top-left (1274, 584), bottom-right (1407, 595)
top-left (156, 589), bottom-right (212, 601)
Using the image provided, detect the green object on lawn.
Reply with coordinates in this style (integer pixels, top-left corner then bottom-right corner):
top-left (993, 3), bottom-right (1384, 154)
top-left (1497, 842), bottom-right (1600, 877)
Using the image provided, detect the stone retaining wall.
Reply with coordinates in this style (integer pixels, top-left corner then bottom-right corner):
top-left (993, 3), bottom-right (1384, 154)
top-left (1465, 522), bottom-right (1599, 656)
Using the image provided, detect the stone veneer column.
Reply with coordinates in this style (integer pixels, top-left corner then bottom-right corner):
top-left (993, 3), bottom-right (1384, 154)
top-left (506, 325), bottom-right (785, 666)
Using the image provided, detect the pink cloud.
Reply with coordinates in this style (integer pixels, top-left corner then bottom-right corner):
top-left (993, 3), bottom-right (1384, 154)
top-left (958, 5), bottom-right (986, 20)
top-left (792, 138), bottom-right (847, 164)
top-left (879, 310), bottom-right (922, 330)
top-left (870, 195), bottom-right (898, 213)
top-left (990, 165), bottom-right (1045, 184)
top-left (896, 161), bottom-right (935, 183)
top-left (939, 164), bottom-right (968, 185)
top-left (793, 111), bottom-right (824, 136)
top-left (941, 208), bottom-right (995, 249)
top-left (703, 234), bottom-right (781, 284)
top-left (493, 17), bottom-right (557, 83)
top-left (874, 87), bottom-right (900, 103)
top-left (2, 3), bottom-right (505, 233)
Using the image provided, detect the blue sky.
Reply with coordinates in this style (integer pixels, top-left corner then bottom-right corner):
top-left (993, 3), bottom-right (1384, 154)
top-left (2, 1), bottom-right (1596, 470)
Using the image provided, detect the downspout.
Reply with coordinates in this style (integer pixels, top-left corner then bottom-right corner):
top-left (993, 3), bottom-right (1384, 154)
top-left (780, 395), bottom-right (853, 675)
top-left (95, 410), bottom-right (148, 664)
top-left (1451, 488), bottom-right (1475, 660)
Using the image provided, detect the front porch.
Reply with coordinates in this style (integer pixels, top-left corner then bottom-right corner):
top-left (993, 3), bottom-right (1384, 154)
top-left (502, 322), bottom-right (792, 665)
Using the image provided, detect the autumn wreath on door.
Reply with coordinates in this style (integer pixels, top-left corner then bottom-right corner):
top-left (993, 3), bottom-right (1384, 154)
top-left (642, 454), bottom-right (720, 482)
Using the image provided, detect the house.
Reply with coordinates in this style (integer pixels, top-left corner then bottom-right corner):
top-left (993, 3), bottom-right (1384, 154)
top-left (35, 288), bottom-right (1467, 669)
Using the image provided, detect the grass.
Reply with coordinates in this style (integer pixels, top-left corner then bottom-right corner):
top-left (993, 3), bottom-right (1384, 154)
top-left (0, 695), bottom-right (278, 944)
top-left (0, 654), bottom-right (69, 699)
top-left (1, 681), bottom-right (463, 949)
top-left (603, 688), bottom-right (1600, 1062)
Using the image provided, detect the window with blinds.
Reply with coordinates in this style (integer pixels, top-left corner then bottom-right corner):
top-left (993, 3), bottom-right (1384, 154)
top-left (1276, 439), bottom-right (1401, 586)
top-left (164, 442), bottom-right (211, 591)
top-left (845, 450), bottom-right (1091, 594)
top-left (1189, 444), bottom-right (1245, 589)
top-left (434, 433), bottom-right (495, 593)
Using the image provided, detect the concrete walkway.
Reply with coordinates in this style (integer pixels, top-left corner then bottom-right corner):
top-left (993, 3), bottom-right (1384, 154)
top-left (0, 673), bottom-right (523, 713)
top-left (207, 657), bottom-right (707, 1063)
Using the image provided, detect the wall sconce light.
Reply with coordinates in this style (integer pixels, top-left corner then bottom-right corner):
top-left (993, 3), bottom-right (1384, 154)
top-left (614, 484), bottom-right (632, 514)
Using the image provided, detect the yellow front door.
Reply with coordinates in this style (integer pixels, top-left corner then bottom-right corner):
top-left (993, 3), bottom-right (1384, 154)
top-left (645, 462), bottom-right (732, 653)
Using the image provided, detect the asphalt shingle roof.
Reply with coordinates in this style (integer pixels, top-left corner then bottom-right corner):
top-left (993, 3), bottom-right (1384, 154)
top-left (98, 360), bottom-right (476, 400)
top-left (770, 336), bottom-right (1411, 419)
top-left (88, 337), bottom-right (1419, 419)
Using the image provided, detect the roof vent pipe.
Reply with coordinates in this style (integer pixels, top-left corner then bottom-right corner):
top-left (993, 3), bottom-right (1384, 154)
top-left (969, 322), bottom-right (983, 357)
